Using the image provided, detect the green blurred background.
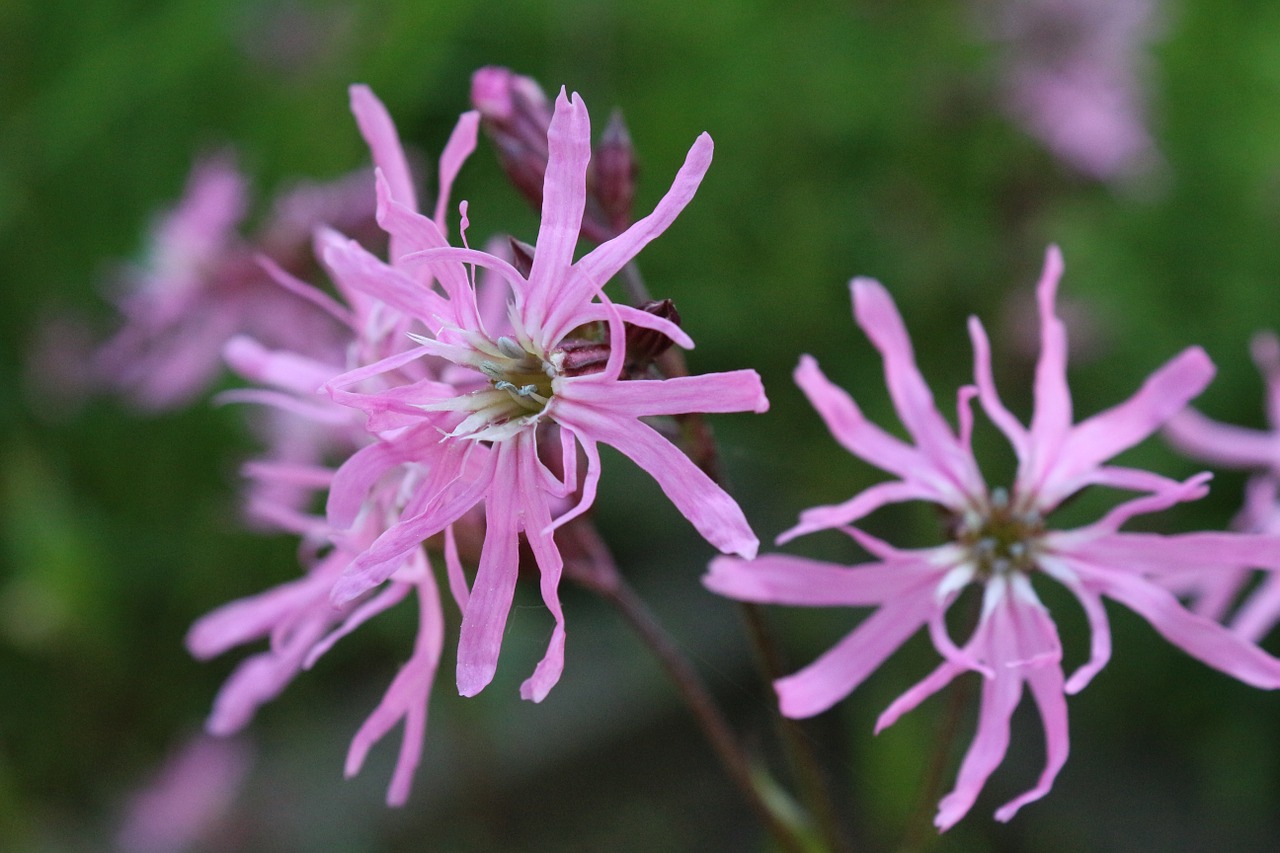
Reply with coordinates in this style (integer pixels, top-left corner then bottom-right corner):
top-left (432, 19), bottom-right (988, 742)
top-left (4, 0), bottom-right (1280, 850)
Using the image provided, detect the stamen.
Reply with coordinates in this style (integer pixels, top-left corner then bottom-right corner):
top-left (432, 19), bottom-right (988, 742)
top-left (497, 336), bottom-right (525, 360)
top-left (494, 381), bottom-right (540, 398)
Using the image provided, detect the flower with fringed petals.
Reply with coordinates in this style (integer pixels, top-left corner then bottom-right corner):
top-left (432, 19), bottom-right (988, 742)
top-left (705, 246), bottom-right (1280, 830)
top-left (1165, 330), bottom-right (1280, 641)
top-left (187, 85), bottom-right (481, 807)
top-left (323, 86), bottom-right (768, 704)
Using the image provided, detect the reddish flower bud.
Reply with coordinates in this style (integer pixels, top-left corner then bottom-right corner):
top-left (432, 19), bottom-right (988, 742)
top-left (594, 109), bottom-right (637, 234)
top-left (470, 67), bottom-right (553, 211)
top-left (555, 338), bottom-right (613, 377)
top-left (624, 299), bottom-right (680, 370)
top-left (507, 236), bottom-right (536, 279)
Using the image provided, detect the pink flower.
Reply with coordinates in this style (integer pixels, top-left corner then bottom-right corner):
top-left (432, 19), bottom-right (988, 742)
top-left (89, 153), bottom-right (365, 410)
top-left (1165, 331), bottom-right (1280, 640)
top-left (983, 0), bottom-right (1161, 181)
top-left (325, 86), bottom-right (768, 703)
top-left (188, 86), bottom-right (480, 806)
top-left (116, 733), bottom-right (252, 853)
top-left (705, 246), bottom-right (1280, 829)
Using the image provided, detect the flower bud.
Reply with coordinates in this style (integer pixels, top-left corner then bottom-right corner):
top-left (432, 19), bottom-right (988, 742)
top-left (555, 338), bottom-right (613, 377)
top-left (507, 236), bottom-right (536, 279)
top-left (624, 299), bottom-right (680, 371)
top-left (470, 66), bottom-right (553, 211)
top-left (593, 109), bottom-right (637, 235)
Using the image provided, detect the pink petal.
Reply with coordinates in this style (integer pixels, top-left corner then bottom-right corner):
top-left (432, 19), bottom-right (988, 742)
top-left (442, 525), bottom-right (471, 612)
top-left (574, 302), bottom-right (696, 351)
top-left (1230, 572), bottom-right (1280, 642)
top-left (993, 660), bottom-right (1069, 822)
top-left (1038, 557), bottom-right (1112, 694)
top-left (1073, 557), bottom-right (1280, 688)
top-left (318, 228), bottom-right (451, 327)
top-left (875, 658), bottom-right (965, 735)
top-left (553, 398), bottom-right (758, 558)
top-left (456, 443), bottom-right (523, 697)
top-left (853, 278), bottom-right (980, 500)
top-left (215, 387), bottom-right (349, 425)
top-left (433, 110), bottom-right (481, 230)
top-left (1025, 245), bottom-right (1072, 474)
top-left (968, 315), bottom-right (1031, 460)
top-left (349, 84), bottom-right (417, 213)
top-left (223, 336), bottom-right (335, 395)
top-left (524, 89), bottom-right (590, 332)
top-left (374, 174), bottom-right (477, 321)
top-left (305, 580), bottom-right (412, 670)
top-left (793, 354), bottom-right (936, 487)
top-left (345, 575), bottom-right (444, 806)
top-left (775, 592), bottom-right (935, 718)
top-left (542, 132), bottom-right (714, 342)
top-left (205, 623), bottom-right (320, 734)
top-left (255, 254), bottom-right (354, 327)
top-left (1045, 347), bottom-right (1214, 506)
top-left (933, 660), bottom-right (1022, 831)
top-left (565, 370), bottom-right (767, 418)
top-left (1164, 407), bottom-right (1280, 470)
top-left (332, 453), bottom-right (493, 605)
top-left (327, 430), bottom-right (432, 529)
top-left (186, 566), bottom-right (329, 659)
top-left (778, 480), bottom-right (937, 544)
top-left (704, 553), bottom-right (937, 606)
top-left (516, 435), bottom-right (568, 702)
top-left (545, 429), bottom-right (601, 535)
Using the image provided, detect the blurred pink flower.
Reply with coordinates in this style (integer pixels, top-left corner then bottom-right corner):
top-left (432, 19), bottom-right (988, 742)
top-left (1165, 331), bottom-right (1280, 639)
top-left (324, 86), bottom-right (767, 704)
top-left (88, 154), bottom-right (367, 410)
top-left (984, 0), bottom-right (1161, 181)
top-left (706, 247), bottom-right (1280, 829)
top-left (116, 733), bottom-right (252, 853)
top-left (188, 86), bottom-right (481, 806)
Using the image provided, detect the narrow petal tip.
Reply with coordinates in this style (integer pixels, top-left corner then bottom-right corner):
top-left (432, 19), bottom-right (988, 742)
top-left (457, 661), bottom-right (496, 698)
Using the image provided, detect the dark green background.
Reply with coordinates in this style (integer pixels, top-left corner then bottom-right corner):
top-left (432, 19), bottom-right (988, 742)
top-left (4, 1), bottom-right (1280, 850)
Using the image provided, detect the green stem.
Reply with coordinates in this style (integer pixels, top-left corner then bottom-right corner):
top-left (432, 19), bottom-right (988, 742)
top-left (562, 521), bottom-right (809, 853)
top-left (739, 602), bottom-right (854, 853)
top-left (893, 675), bottom-right (972, 853)
top-left (617, 259), bottom-right (850, 851)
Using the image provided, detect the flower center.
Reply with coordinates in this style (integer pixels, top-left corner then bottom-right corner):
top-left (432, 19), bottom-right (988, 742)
top-left (954, 487), bottom-right (1044, 579)
top-left (478, 335), bottom-right (556, 415)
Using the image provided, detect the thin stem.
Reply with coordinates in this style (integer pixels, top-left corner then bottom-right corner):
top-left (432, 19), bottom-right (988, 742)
top-left (894, 675), bottom-right (973, 853)
top-left (739, 602), bottom-right (854, 853)
top-left (617, 258), bottom-right (852, 852)
top-left (894, 588), bottom-right (983, 853)
top-left (562, 521), bottom-right (808, 853)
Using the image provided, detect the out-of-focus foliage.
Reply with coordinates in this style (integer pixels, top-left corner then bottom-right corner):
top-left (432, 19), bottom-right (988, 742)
top-left (3, 1), bottom-right (1280, 850)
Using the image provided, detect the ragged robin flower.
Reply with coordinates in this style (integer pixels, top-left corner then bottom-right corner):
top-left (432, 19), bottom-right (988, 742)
top-left (324, 85), bottom-right (768, 704)
top-left (705, 246), bottom-right (1280, 829)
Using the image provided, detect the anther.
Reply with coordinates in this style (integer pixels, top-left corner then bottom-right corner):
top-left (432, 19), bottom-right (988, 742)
top-left (497, 336), bottom-right (526, 360)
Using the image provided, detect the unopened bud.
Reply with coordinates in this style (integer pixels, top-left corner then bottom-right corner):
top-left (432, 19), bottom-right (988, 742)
top-left (593, 109), bottom-right (637, 234)
top-left (625, 299), bottom-right (680, 369)
top-left (508, 236), bottom-right (536, 278)
top-left (471, 67), bottom-right (553, 210)
top-left (555, 339), bottom-right (612, 377)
